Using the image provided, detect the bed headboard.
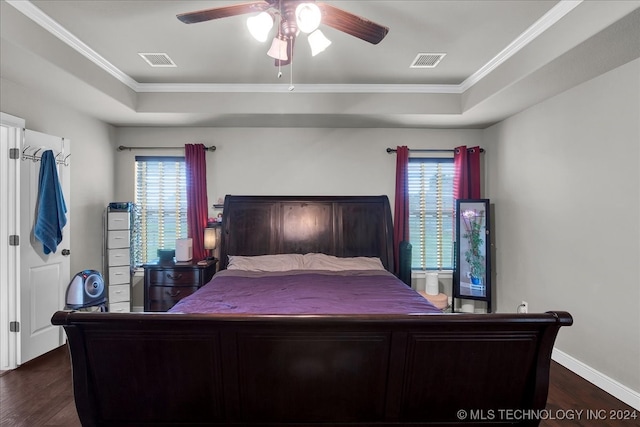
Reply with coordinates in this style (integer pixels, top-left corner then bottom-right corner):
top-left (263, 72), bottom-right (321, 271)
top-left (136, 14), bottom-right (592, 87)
top-left (219, 195), bottom-right (395, 272)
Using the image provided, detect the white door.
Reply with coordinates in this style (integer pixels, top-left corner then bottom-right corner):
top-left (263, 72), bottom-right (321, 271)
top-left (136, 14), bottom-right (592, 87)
top-left (19, 130), bottom-right (71, 364)
top-left (0, 113), bottom-right (23, 370)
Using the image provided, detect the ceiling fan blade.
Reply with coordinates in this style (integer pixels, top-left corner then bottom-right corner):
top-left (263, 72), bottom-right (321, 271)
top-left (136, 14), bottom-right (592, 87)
top-left (318, 3), bottom-right (389, 44)
top-left (177, 1), bottom-right (271, 24)
top-left (275, 37), bottom-right (295, 67)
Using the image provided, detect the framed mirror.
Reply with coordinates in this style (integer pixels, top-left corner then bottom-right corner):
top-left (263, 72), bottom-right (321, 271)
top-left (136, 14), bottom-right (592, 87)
top-left (454, 199), bottom-right (492, 312)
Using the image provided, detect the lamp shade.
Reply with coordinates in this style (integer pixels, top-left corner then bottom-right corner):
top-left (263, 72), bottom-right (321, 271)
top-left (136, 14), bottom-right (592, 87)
top-left (295, 3), bottom-right (321, 33)
top-left (267, 36), bottom-right (289, 61)
top-left (308, 29), bottom-right (331, 56)
top-left (204, 228), bottom-right (217, 250)
top-left (247, 12), bottom-right (274, 42)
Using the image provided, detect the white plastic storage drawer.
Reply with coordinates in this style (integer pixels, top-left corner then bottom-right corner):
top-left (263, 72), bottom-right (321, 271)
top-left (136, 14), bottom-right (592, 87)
top-left (108, 284), bottom-right (130, 303)
top-left (107, 212), bottom-right (130, 230)
top-left (108, 265), bottom-right (130, 285)
top-left (108, 248), bottom-right (130, 266)
top-left (109, 301), bottom-right (130, 313)
top-left (107, 230), bottom-right (130, 249)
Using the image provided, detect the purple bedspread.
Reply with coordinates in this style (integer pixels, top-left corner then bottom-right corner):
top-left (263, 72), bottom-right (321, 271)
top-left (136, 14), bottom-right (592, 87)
top-left (169, 269), bottom-right (441, 315)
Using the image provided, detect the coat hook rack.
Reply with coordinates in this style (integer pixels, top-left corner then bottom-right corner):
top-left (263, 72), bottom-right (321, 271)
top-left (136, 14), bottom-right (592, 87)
top-left (21, 145), bottom-right (70, 166)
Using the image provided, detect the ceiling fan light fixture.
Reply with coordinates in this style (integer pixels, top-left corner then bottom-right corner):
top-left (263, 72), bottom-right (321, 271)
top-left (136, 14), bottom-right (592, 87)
top-left (247, 11), bottom-right (274, 42)
top-left (295, 3), bottom-right (321, 33)
top-left (267, 35), bottom-right (289, 61)
top-left (308, 29), bottom-right (331, 56)
top-left (177, 1), bottom-right (389, 67)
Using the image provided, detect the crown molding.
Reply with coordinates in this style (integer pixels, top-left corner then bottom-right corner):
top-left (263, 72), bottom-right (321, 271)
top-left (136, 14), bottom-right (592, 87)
top-left (135, 83), bottom-right (463, 94)
top-left (460, 0), bottom-right (582, 91)
top-left (8, 0), bottom-right (582, 95)
top-left (6, 0), bottom-right (139, 90)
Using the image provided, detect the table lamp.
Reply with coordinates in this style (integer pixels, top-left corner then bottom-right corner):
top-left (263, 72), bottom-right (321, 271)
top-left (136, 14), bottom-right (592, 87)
top-left (203, 227), bottom-right (217, 260)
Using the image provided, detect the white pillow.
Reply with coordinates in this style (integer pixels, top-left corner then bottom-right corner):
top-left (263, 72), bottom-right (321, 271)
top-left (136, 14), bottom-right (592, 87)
top-left (303, 253), bottom-right (385, 271)
top-left (227, 254), bottom-right (304, 271)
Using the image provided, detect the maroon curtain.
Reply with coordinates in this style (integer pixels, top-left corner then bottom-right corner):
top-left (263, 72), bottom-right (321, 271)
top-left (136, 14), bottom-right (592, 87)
top-left (393, 146), bottom-right (409, 275)
top-left (185, 144), bottom-right (209, 261)
top-left (454, 146), bottom-right (481, 199)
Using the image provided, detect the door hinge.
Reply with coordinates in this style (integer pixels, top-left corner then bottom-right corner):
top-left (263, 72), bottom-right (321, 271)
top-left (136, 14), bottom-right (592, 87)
top-left (9, 235), bottom-right (19, 246)
top-left (9, 321), bottom-right (19, 332)
top-left (9, 148), bottom-right (19, 159)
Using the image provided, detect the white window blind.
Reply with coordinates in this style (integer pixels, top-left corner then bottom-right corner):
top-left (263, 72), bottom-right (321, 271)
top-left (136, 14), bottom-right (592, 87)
top-left (408, 158), bottom-right (455, 270)
top-left (134, 156), bottom-right (188, 265)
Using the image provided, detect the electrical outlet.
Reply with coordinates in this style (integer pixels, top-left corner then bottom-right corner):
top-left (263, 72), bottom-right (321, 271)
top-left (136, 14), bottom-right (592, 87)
top-left (518, 301), bottom-right (529, 313)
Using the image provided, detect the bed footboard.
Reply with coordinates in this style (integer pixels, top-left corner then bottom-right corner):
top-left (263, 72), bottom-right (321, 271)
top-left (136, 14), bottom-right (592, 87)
top-left (52, 311), bottom-right (572, 427)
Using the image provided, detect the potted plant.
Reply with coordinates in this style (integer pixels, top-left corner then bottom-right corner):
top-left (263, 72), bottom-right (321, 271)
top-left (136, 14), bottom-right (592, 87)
top-left (461, 209), bottom-right (486, 285)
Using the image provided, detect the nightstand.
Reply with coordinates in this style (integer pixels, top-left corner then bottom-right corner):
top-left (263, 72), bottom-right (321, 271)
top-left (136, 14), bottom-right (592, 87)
top-left (143, 259), bottom-right (217, 312)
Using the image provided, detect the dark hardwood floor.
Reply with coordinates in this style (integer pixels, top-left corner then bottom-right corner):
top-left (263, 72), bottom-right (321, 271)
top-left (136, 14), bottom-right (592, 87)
top-left (0, 345), bottom-right (637, 426)
top-left (0, 346), bottom-right (78, 426)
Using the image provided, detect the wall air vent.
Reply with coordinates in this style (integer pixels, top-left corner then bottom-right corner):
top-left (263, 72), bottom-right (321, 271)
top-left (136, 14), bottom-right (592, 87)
top-left (410, 53), bottom-right (446, 68)
top-left (138, 53), bottom-right (176, 67)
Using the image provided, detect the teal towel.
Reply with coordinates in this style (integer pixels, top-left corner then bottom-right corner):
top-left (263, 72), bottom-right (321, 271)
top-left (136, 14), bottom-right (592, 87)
top-left (34, 150), bottom-right (67, 254)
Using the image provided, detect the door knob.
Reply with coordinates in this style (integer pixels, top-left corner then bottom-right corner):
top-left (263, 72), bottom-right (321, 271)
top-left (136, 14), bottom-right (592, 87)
top-left (61, 249), bottom-right (71, 256)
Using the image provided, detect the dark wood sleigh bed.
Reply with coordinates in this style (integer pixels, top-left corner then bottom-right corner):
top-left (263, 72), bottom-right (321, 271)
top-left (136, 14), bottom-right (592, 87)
top-left (52, 195), bottom-right (572, 427)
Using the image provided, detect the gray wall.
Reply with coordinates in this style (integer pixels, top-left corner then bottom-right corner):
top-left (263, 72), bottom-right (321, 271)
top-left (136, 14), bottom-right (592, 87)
top-left (114, 127), bottom-right (482, 209)
top-left (483, 58), bottom-right (640, 393)
top-left (1, 77), bottom-right (117, 275)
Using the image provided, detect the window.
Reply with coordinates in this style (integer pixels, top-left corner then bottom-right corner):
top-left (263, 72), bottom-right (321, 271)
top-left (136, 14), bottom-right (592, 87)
top-left (408, 157), bottom-right (455, 270)
top-left (134, 156), bottom-right (188, 266)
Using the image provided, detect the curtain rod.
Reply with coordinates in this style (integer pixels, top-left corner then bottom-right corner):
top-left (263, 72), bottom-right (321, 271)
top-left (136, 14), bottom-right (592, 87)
top-left (386, 147), bottom-right (484, 154)
top-left (117, 145), bottom-right (216, 152)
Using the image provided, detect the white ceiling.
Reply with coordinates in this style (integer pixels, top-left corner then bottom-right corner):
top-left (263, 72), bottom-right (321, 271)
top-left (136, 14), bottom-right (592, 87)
top-left (1, 0), bottom-right (639, 128)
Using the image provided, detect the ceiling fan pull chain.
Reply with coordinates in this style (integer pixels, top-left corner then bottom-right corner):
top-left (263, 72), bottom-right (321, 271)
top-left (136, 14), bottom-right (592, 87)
top-left (277, 0), bottom-right (285, 81)
top-left (289, 40), bottom-right (295, 91)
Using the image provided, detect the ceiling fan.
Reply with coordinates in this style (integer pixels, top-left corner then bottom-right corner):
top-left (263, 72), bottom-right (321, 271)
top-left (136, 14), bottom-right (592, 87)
top-left (177, 0), bottom-right (389, 66)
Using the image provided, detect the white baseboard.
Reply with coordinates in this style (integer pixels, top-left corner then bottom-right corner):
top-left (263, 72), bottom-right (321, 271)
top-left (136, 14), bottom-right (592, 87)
top-left (552, 348), bottom-right (640, 410)
top-left (131, 305), bottom-right (144, 312)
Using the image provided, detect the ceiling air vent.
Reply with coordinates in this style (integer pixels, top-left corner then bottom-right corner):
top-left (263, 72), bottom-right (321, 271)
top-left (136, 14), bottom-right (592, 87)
top-left (410, 53), bottom-right (446, 68)
top-left (138, 53), bottom-right (176, 67)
